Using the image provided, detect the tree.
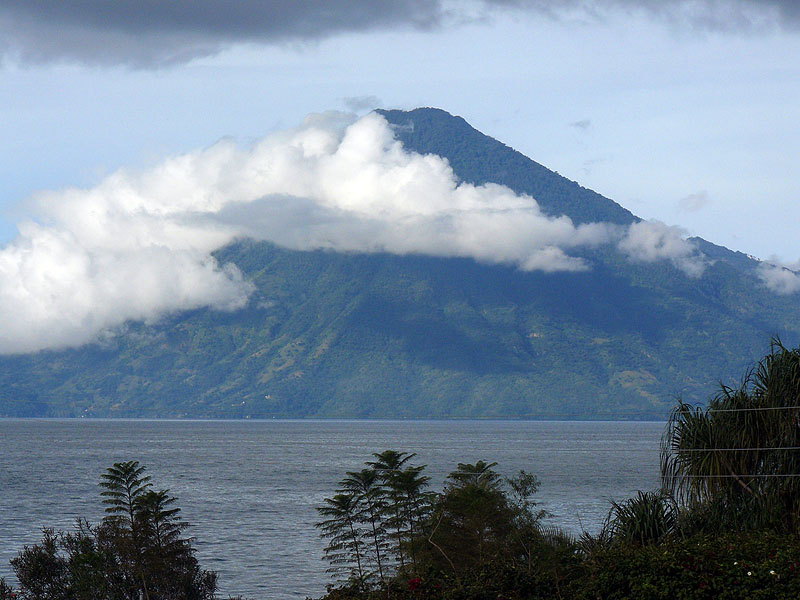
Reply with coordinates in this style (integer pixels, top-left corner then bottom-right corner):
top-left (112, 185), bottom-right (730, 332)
top-left (316, 493), bottom-right (367, 585)
top-left (425, 461), bottom-right (515, 575)
top-left (136, 489), bottom-right (188, 556)
top-left (9, 462), bottom-right (217, 600)
top-left (341, 468), bottom-right (389, 587)
top-left (367, 450), bottom-right (431, 574)
top-left (507, 470), bottom-right (549, 573)
top-left (661, 339), bottom-right (800, 532)
top-left (317, 451), bottom-right (434, 587)
top-left (9, 528), bottom-right (70, 600)
top-left (99, 460), bottom-right (153, 599)
top-left (386, 465), bottom-right (431, 575)
top-left (317, 453), bottom-right (554, 594)
top-left (133, 489), bottom-right (216, 599)
top-left (100, 460), bottom-right (152, 535)
top-left (447, 460), bottom-right (502, 490)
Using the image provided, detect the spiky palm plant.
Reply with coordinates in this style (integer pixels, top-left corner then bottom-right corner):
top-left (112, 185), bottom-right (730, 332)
top-left (606, 490), bottom-right (677, 546)
top-left (661, 339), bottom-right (800, 532)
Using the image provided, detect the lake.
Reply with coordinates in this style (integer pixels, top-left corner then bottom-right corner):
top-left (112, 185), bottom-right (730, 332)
top-left (0, 419), bottom-right (664, 598)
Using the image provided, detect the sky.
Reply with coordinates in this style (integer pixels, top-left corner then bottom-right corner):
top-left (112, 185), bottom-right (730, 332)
top-left (0, 0), bottom-right (799, 353)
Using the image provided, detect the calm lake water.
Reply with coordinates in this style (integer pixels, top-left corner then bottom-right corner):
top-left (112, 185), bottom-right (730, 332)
top-left (0, 419), bottom-right (663, 598)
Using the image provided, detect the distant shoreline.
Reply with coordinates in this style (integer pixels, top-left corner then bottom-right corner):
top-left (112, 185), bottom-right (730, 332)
top-left (0, 415), bottom-right (668, 423)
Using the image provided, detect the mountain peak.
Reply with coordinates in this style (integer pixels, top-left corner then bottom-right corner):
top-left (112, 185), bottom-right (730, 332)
top-left (2, 108), bottom-right (797, 419)
top-left (376, 107), bottom-right (637, 226)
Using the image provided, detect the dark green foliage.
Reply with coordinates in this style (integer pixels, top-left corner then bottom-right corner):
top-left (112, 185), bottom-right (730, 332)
top-left (99, 461), bottom-right (151, 534)
top-left (317, 348), bottom-right (800, 600)
top-left (341, 469), bottom-right (390, 587)
top-left (0, 578), bottom-right (13, 600)
top-left (604, 491), bottom-right (677, 546)
top-left (136, 489), bottom-right (189, 556)
top-left (317, 453), bottom-right (560, 595)
top-left (9, 529), bottom-right (70, 600)
top-left (507, 471), bottom-right (550, 575)
top-left (316, 452), bottom-right (434, 589)
top-left (662, 339), bottom-right (800, 533)
top-left (316, 493), bottom-right (369, 585)
top-left (316, 454), bottom-right (800, 600)
top-left (367, 451), bottom-right (429, 573)
top-left (8, 463), bottom-right (217, 600)
top-left (2, 110), bottom-right (799, 420)
top-left (425, 461), bottom-right (515, 575)
top-left (575, 532), bottom-right (800, 600)
top-left (318, 532), bottom-right (800, 600)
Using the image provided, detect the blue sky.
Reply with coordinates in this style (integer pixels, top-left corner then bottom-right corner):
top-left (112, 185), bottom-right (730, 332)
top-left (1, 1), bottom-right (798, 259)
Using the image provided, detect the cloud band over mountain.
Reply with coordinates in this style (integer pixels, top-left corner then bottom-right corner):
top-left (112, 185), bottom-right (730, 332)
top-left (0, 112), bottom-right (704, 354)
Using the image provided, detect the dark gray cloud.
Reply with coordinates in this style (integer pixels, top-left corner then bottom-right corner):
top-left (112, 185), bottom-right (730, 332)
top-left (610, 0), bottom-right (800, 33)
top-left (1, 0), bottom-right (798, 68)
top-left (513, 0), bottom-right (800, 31)
top-left (0, 0), bottom-right (444, 67)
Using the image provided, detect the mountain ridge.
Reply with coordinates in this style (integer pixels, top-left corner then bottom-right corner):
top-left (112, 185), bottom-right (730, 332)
top-left (0, 108), bottom-right (797, 419)
top-left (377, 107), bottom-right (638, 226)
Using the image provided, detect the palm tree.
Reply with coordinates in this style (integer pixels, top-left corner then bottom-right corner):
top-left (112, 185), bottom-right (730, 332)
top-left (99, 460), bottom-right (153, 599)
top-left (316, 492), bottom-right (367, 585)
top-left (100, 460), bottom-right (152, 534)
top-left (135, 489), bottom-right (188, 556)
top-left (341, 468), bottom-right (389, 587)
top-left (368, 450), bottom-right (420, 572)
top-left (661, 339), bottom-right (800, 532)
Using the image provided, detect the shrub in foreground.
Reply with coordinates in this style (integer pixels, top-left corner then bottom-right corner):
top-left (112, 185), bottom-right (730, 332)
top-left (6, 461), bottom-right (218, 600)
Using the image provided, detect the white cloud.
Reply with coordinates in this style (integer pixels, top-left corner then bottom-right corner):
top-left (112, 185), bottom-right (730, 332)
top-left (342, 95), bottom-right (383, 113)
top-left (0, 111), bottom-right (708, 354)
top-left (617, 220), bottom-right (706, 277)
top-left (757, 259), bottom-right (800, 294)
top-left (0, 222), bottom-right (251, 354)
top-left (677, 190), bottom-right (710, 213)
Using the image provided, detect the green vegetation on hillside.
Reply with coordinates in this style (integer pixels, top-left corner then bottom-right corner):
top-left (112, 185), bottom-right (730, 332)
top-left (2, 238), bottom-right (797, 419)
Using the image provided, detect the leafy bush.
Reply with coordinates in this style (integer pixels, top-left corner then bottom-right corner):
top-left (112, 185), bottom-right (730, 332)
top-left (7, 461), bottom-right (217, 600)
top-left (575, 532), bottom-right (800, 600)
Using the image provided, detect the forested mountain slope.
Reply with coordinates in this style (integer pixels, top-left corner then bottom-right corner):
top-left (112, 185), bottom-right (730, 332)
top-left (1, 109), bottom-right (796, 418)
